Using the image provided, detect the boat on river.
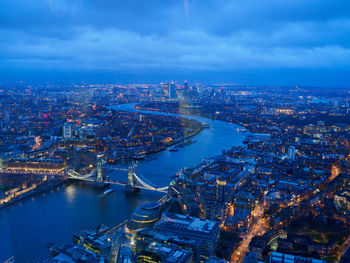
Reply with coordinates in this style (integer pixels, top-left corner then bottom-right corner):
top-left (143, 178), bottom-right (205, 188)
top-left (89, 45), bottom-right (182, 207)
top-left (98, 189), bottom-right (113, 198)
top-left (168, 147), bottom-right (179, 152)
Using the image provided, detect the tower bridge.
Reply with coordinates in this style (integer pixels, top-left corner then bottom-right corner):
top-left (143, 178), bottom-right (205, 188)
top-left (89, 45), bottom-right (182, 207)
top-left (66, 161), bottom-right (168, 193)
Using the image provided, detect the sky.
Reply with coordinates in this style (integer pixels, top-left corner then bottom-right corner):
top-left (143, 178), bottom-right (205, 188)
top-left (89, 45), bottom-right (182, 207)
top-left (1, 0), bottom-right (350, 86)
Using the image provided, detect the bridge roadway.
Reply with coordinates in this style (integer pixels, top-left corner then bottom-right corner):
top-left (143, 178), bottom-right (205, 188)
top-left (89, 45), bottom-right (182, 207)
top-left (68, 176), bottom-right (168, 193)
top-left (67, 168), bottom-right (169, 193)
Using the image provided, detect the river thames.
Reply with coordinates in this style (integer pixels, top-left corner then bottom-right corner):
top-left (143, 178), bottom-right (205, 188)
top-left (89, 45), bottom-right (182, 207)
top-left (0, 103), bottom-right (245, 262)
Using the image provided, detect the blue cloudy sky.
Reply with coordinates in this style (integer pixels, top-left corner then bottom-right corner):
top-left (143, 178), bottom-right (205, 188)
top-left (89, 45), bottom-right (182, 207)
top-left (1, 0), bottom-right (350, 86)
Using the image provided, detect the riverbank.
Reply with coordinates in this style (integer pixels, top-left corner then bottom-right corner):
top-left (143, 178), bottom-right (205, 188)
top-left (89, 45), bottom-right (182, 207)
top-left (135, 103), bottom-right (250, 133)
top-left (107, 105), bottom-right (206, 162)
top-left (135, 104), bottom-right (208, 120)
top-left (0, 179), bottom-right (67, 210)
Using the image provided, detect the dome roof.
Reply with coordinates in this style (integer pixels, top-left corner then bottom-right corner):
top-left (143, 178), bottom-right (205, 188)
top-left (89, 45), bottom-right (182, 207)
top-left (127, 202), bottom-right (161, 231)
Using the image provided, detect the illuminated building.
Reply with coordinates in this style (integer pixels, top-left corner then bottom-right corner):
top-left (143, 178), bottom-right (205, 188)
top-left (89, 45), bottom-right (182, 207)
top-left (197, 182), bottom-right (217, 220)
top-left (136, 226), bottom-right (203, 262)
top-left (68, 148), bottom-right (97, 172)
top-left (136, 242), bottom-right (193, 263)
top-left (216, 178), bottom-right (226, 203)
top-left (63, 122), bottom-right (73, 139)
top-left (234, 192), bottom-right (256, 210)
top-left (73, 224), bottom-right (112, 257)
top-left (50, 244), bottom-right (105, 262)
top-left (335, 173), bottom-right (350, 190)
top-left (276, 233), bottom-right (336, 256)
top-left (153, 213), bottom-right (220, 262)
top-left (160, 82), bottom-right (170, 96)
top-left (334, 190), bottom-right (350, 213)
top-left (225, 208), bottom-right (252, 231)
top-left (126, 202), bottom-right (162, 233)
top-left (6, 158), bottom-right (65, 174)
top-left (136, 251), bottom-right (162, 263)
top-left (194, 171), bottom-right (235, 221)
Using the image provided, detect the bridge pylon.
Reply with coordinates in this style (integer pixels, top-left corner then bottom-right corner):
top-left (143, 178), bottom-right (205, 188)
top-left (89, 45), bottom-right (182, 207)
top-left (96, 162), bottom-right (103, 182)
top-left (125, 161), bottom-right (140, 193)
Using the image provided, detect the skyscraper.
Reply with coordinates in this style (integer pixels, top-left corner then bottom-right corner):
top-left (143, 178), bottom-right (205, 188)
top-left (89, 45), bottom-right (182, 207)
top-left (160, 82), bottom-right (169, 97)
top-left (154, 213), bottom-right (220, 261)
top-left (184, 80), bottom-right (189, 92)
top-left (63, 122), bottom-right (73, 139)
top-left (169, 82), bottom-right (176, 99)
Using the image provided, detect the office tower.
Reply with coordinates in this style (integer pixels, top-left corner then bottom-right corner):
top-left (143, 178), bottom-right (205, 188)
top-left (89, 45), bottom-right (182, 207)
top-left (169, 82), bottom-right (176, 99)
top-left (154, 213), bottom-right (220, 261)
top-left (160, 82), bottom-right (169, 96)
top-left (184, 81), bottom-right (189, 92)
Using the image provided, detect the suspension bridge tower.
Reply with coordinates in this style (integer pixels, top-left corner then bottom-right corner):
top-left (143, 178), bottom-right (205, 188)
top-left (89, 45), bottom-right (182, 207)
top-left (95, 156), bottom-right (109, 188)
top-left (96, 156), bottom-right (106, 182)
top-left (125, 161), bottom-right (140, 193)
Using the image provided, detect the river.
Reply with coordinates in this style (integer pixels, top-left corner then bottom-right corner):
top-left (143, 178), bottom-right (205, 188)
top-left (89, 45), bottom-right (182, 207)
top-left (0, 103), bottom-right (245, 262)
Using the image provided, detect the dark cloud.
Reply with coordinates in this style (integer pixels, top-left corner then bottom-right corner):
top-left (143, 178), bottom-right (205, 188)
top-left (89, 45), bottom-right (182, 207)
top-left (0, 0), bottom-right (350, 85)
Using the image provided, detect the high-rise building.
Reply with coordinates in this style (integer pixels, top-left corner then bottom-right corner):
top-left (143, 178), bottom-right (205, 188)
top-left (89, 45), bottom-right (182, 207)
top-left (154, 213), bottom-right (220, 261)
top-left (288, 146), bottom-right (296, 160)
top-left (184, 81), bottom-right (189, 92)
top-left (216, 178), bottom-right (226, 203)
top-left (169, 82), bottom-right (176, 99)
top-left (63, 122), bottom-right (73, 139)
top-left (197, 182), bottom-right (218, 220)
top-left (160, 82), bottom-right (169, 97)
